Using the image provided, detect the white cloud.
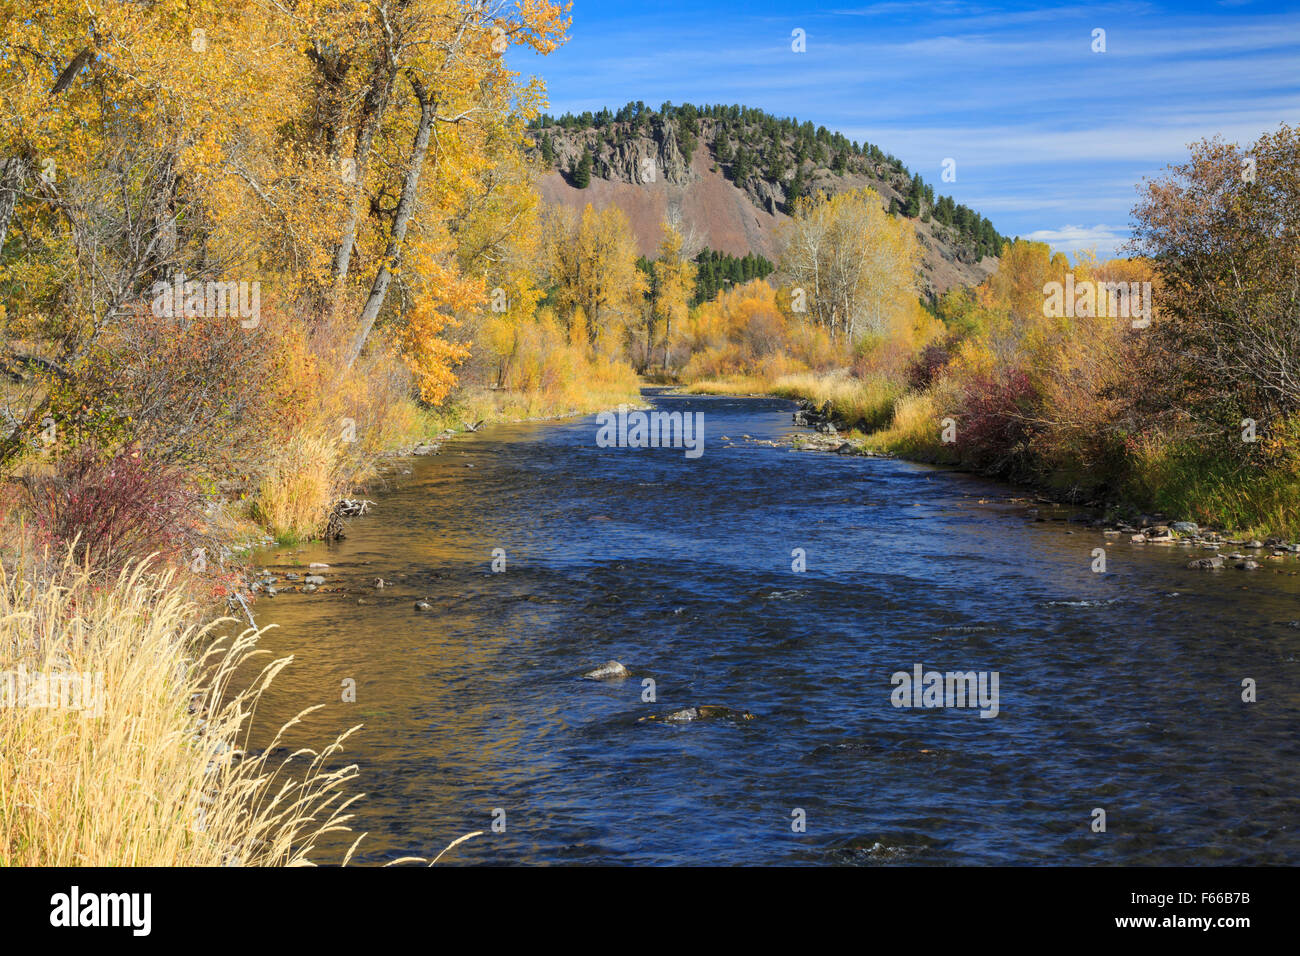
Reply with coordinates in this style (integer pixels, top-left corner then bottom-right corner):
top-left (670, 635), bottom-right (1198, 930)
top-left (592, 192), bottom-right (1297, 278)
top-left (1023, 223), bottom-right (1130, 258)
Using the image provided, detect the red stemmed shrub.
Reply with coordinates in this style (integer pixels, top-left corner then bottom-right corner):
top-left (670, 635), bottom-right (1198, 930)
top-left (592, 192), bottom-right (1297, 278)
top-left (26, 445), bottom-right (203, 571)
top-left (959, 370), bottom-right (1040, 480)
top-left (905, 341), bottom-right (954, 392)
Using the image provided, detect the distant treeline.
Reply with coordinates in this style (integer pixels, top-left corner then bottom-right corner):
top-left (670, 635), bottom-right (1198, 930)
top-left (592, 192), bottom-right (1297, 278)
top-left (635, 248), bottom-right (774, 307)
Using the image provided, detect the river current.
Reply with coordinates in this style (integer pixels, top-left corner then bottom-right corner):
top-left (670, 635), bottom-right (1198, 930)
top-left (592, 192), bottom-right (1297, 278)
top-left (248, 390), bottom-right (1300, 865)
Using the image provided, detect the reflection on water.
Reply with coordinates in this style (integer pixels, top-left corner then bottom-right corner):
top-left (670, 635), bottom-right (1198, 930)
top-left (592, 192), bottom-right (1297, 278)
top-left (246, 390), bottom-right (1300, 865)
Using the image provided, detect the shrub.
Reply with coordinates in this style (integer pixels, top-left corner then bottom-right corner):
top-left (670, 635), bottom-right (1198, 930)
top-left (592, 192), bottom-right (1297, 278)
top-left (905, 341), bottom-right (954, 392)
top-left (24, 445), bottom-right (203, 571)
top-left (958, 370), bottom-right (1040, 479)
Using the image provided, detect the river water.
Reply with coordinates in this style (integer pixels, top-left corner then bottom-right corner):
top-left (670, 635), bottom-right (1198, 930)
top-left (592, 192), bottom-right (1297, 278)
top-left (247, 390), bottom-right (1300, 865)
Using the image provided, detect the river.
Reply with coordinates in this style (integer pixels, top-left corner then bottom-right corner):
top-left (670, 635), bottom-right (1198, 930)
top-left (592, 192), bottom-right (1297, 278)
top-left (246, 389), bottom-right (1300, 865)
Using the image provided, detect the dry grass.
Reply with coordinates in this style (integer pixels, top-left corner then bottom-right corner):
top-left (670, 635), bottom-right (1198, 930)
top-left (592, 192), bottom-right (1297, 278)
top-left (250, 431), bottom-right (352, 543)
top-left (770, 370), bottom-right (903, 433)
top-left (244, 321), bottom-right (434, 544)
top-left (679, 375), bottom-right (774, 396)
top-left (450, 365), bottom-right (641, 424)
top-left (0, 553), bottom-right (364, 866)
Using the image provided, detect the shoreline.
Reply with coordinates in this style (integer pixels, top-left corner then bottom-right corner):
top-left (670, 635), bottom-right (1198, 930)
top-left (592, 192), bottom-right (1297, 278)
top-left (677, 382), bottom-right (1300, 573)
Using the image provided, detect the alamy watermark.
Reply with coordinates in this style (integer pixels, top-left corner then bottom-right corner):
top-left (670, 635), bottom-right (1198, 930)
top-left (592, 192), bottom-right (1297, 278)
top-left (1042, 274), bottom-right (1151, 329)
top-left (149, 273), bottom-right (260, 328)
top-left (1, 665), bottom-right (105, 717)
top-left (50, 886), bottom-right (150, 936)
top-left (890, 663), bottom-right (999, 718)
top-left (595, 405), bottom-right (705, 459)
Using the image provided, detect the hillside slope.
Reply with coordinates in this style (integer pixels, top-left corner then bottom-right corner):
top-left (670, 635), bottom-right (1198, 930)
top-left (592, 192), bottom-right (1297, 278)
top-left (529, 104), bottom-right (1003, 297)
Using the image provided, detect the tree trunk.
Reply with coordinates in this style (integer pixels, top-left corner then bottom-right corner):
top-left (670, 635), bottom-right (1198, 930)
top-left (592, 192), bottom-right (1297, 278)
top-left (346, 81), bottom-right (436, 367)
top-left (0, 158), bottom-right (27, 253)
top-left (331, 62), bottom-right (399, 288)
top-left (0, 396), bottom-right (50, 471)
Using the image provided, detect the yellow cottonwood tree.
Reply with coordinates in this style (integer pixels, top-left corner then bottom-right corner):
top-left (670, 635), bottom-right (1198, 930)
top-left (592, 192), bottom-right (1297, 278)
top-left (547, 202), bottom-right (647, 349)
top-left (649, 217), bottom-right (697, 369)
top-left (779, 187), bottom-right (918, 343)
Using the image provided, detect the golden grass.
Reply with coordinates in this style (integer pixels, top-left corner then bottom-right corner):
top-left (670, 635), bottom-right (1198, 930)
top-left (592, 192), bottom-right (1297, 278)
top-left (679, 375), bottom-right (774, 396)
top-left (769, 370), bottom-right (903, 432)
top-left (448, 365), bottom-right (642, 425)
top-left (250, 431), bottom-right (349, 543)
top-left (0, 553), bottom-right (364, 866)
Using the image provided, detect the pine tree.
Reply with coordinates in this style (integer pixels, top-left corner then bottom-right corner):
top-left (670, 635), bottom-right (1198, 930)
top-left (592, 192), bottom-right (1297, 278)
top-left (712, 126), bottom-right (733, 162)
top-left (731, 145), bottom-right (752, 185)
top-left (571, 147), bottom-right (593, 188)
top-left (905, 174), bottom-right (924, 218)
top-left (787, 165), bottom-right (808, 208)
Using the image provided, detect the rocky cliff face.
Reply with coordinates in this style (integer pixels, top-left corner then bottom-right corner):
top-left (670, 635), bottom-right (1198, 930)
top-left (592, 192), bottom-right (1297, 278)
top-left (532, 115), bottom-right (999, 298)
top-left (550, 118), bottom-right (694, 187)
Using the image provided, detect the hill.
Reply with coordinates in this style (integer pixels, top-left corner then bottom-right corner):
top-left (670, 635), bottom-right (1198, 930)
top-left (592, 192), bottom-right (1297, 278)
top-left (528, 102), bottom-right (1004, 298)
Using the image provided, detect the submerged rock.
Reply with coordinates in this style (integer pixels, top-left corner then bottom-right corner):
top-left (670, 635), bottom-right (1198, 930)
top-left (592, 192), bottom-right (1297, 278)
top-left (639, 705), bottom-right (756, 723)
top-left (583, 660), bottom-right (630, 681)
top-left (414, 600), bottom-right (434, 612)
top-left (304, 574), bottom-right (326, 585)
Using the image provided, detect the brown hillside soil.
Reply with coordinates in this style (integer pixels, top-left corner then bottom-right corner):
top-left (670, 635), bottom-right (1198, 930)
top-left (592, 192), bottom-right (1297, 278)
top-left (538, 150), bottom-right (995, 296)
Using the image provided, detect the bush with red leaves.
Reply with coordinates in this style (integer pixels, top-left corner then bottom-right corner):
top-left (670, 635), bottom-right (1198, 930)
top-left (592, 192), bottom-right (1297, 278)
top-left (959, 370), bottom-right (1041, 479)
top-left (26, 445), bottom-right (203, 571)
top-left (905, 342), bottom-right (954, 392)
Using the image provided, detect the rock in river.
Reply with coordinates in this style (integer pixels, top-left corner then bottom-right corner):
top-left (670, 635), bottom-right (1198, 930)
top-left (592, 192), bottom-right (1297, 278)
top-left (1187, 556), bottom-right (1224, 570)
top-left (583, 660), bottom-right (630, 681)
top-left (639, 705), bottom-right (756, 723)
top-left (304, 574), bottom-right (326, 585)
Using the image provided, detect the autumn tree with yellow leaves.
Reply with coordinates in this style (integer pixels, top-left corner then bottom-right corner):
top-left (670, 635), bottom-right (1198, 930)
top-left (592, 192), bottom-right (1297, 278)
top-left (0, 0), bottom-right (571, 474)
top-left (778, 187), bottom-right (919, 343)
top-left (545, 202), bottom-right (647, 351)
top-left (646, 215), bottom-right (697, 371)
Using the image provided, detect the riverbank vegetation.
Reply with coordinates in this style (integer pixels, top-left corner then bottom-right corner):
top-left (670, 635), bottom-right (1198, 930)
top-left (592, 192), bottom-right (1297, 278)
top-left (0, 555), bottom-right (363, 865)
top-left (0, 0), bottom-right (580, 865)
top-left (674, 125), bottom-right (1300, 537)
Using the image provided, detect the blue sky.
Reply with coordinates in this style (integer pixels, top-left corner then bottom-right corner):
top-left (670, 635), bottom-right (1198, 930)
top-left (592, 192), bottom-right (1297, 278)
top-left (513, 0), bottom-right (1300, 259)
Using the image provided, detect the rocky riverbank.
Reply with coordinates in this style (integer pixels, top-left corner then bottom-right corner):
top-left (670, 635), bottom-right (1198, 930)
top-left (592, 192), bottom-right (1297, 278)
top-left (779, 397), bottom-right (1300, 578)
